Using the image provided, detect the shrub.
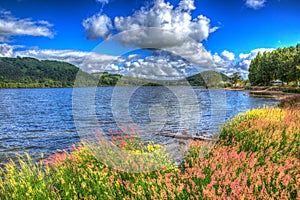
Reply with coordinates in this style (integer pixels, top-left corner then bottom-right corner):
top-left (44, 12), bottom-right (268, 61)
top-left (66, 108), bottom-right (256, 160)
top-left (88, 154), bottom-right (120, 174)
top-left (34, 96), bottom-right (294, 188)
top-left (283, 88), bottom-right (300, 94)
top-left (278, 94), bottom-right (300, 108)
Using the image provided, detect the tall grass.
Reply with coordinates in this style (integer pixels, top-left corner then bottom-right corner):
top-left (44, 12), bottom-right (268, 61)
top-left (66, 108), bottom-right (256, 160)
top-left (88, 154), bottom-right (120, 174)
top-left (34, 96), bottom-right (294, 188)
top-left (278, 94), bottom-right (300, 108)
top-left (0, 107), bottom-right (299, 199)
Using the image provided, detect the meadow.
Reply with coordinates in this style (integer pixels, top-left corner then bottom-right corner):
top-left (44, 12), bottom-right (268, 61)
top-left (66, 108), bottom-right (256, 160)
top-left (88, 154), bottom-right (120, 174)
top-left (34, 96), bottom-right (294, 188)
top-left (0, 100), bottom-right (299, 199)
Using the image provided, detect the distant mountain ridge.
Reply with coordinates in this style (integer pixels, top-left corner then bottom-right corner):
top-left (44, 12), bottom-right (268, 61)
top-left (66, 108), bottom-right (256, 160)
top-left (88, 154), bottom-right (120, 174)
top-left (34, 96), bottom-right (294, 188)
top-left (0, 57), bottom-right (229, 88)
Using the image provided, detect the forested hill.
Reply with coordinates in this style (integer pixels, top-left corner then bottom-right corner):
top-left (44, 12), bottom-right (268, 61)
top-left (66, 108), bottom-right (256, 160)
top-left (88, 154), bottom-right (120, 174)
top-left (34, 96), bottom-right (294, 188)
top-left (0, 57), bottom-right (229, 88)
top-left (187, 70), bottom-right (229, 87)
top-left (94, 71), bottom-right (229, 87)
top-left (0, 57), bottom-right (96, 88)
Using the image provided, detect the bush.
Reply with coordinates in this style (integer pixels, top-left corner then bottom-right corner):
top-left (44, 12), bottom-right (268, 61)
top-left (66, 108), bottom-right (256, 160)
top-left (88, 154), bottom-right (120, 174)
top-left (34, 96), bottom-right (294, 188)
top-left (283, 88), bottom-right (300, 94)
top-left (278, 94), bottom-right (300, 108)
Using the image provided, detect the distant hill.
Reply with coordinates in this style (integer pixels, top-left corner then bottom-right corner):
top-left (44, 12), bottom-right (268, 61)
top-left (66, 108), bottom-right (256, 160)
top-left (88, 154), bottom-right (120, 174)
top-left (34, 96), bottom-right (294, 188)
top-left (0, 57), bottom-right (96, 88)
top-left (0, 57), bottom-right (229, 88)
top-left (93, 70), bottom-right (229, 87)
top-left (92, 72), bottom-right (122, 86)
top-left (187, 70), bottom-right (230, 87)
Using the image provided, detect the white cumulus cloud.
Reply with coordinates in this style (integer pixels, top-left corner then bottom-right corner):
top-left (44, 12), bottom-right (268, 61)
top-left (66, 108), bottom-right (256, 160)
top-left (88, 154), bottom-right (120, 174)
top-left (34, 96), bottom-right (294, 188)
top-left (0, 43), bottom-right (15, 57)
top-left (124, 54), bottom-right (193, 80)
top-left (83, 0), bottom-right (218, 69)
top-left (85, 0), bottom-right (217, 46)
top-left (82, 14), bottom-right (113, 40)
top-left (221, 50), bottom-right (235, 61)
top-left (14, 47), bottom-right (196, 78)
top-left (0, 10), bottom-right (54, 42)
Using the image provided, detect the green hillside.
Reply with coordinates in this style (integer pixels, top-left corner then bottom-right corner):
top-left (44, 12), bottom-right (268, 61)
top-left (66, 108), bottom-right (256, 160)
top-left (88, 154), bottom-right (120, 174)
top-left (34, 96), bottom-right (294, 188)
top-left (187, 70), bottom-right (229, 87)
top-left (93, 71), bottom-right (229, 87)
top-left (0, 57), bottom-right (96, 88)
top-left (92, 72), bottom-right (122, 86)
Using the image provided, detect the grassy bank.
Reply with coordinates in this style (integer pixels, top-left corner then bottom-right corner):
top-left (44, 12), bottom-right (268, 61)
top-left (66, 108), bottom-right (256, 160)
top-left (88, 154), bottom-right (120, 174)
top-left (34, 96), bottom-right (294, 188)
top-left (0, 106), bottom-right (299, 199)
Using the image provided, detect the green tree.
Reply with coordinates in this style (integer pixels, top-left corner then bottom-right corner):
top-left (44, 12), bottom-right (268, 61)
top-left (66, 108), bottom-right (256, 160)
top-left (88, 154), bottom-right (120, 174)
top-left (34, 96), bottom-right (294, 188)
top-left (260, 51), bottom-right (272, 85)
top-left (249, 52), bottom-right (262, 85)
top-left (229, 72), bottom-right (242, 86)
top-left (248, 44), bottom-right (300, 86)
top-left (278, 47), bottom-right (296, 85)
top-left (294, 45), bottom-right (300, 85)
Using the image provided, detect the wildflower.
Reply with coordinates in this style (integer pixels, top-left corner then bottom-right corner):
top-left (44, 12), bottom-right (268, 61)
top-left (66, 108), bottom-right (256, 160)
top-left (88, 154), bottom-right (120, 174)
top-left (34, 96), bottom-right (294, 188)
top-left (282, 174), bottom-right (292, 187)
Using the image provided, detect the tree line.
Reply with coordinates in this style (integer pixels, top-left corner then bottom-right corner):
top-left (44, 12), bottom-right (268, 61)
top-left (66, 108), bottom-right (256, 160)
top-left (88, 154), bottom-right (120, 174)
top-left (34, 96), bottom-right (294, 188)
top-left (248, 44), bottom-right (300, 86)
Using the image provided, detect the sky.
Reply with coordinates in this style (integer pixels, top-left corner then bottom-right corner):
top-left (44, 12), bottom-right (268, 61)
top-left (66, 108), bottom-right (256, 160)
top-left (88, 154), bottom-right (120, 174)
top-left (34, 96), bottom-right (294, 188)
top-left (0, 0), bottom-right (300, 79)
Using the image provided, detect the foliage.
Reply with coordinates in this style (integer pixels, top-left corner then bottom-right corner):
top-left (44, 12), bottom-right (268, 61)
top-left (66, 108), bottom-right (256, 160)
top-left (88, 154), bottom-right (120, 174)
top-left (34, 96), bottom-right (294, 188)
top-left (229, 72), bottom-right (242, 86)
top-left (93, 72), bottom-right (122, 86)
top-left (187, 70), bottom-right (229, 87)
top-left (278, 94), bottom-right (300, 108)
top-left (283, 88), bottom-right (300, 94)
top-left (0, 108), bottom-right (299, 199)
top-left (0, 57), bottom-right (97, 88)
top-left (249, 44), bottom-right (300, 86)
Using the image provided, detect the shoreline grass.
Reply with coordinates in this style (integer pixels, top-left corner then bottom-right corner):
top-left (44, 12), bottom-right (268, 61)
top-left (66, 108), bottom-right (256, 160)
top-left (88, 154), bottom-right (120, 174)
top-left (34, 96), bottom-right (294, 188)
top-left (1, 106), bottom-right (299, 199)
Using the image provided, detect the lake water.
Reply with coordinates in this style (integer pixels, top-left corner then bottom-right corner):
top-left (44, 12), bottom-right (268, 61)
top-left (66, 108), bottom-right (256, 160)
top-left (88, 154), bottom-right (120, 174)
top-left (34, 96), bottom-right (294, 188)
top-left (0, 87), bottom-right (278, 165)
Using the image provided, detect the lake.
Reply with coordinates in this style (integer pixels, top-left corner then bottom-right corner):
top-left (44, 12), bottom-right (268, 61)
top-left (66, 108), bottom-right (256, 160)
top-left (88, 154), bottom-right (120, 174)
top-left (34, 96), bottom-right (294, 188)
top-left (0, 87), bottom-right (278, 165)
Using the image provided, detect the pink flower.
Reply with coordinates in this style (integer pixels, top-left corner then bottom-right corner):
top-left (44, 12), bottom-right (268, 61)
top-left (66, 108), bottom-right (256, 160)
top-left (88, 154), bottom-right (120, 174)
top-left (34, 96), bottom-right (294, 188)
top-left (282, 174), bottom-right (292, 187)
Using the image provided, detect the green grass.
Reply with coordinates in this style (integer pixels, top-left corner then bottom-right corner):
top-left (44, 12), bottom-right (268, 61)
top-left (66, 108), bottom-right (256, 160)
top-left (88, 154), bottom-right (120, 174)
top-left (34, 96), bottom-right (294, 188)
top-left (0, 107), bottom-right (299, 199)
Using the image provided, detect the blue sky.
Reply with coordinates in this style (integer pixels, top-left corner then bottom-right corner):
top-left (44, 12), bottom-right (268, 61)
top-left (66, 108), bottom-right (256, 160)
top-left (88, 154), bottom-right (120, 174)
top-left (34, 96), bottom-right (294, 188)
top-left (0, 0), bottom-right (300, 78)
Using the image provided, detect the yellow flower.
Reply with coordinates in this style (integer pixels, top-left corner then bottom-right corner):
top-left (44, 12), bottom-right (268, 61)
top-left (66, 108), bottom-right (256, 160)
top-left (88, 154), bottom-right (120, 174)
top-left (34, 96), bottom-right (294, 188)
top-left (115, 181), bottom-right (120, 188)
top-left (81, 182), bottom-right (86, 189)
top-left (147, 144), bottom-right (154, 152)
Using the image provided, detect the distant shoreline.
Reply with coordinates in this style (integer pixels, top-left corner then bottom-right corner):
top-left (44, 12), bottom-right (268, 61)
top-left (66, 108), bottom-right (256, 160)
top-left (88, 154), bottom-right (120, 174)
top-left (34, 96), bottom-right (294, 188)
top-left (1, 85), bottom-right (299, 99)
top-left (225, 86), bottom-right (300, 99)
